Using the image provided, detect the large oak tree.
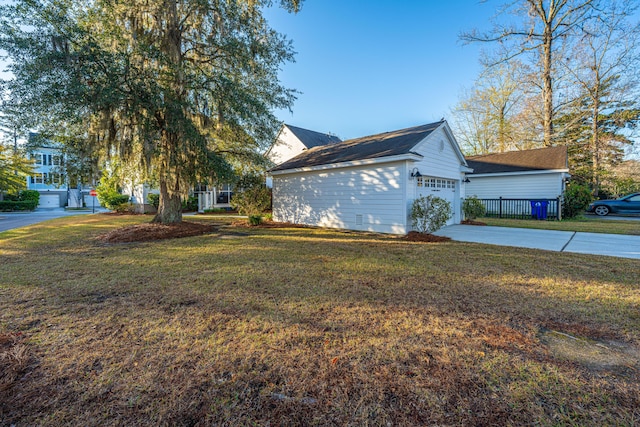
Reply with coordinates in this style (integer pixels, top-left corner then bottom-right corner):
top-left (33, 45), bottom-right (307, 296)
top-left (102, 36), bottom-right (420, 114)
top-left (0, 0), bottom-right (301, 223)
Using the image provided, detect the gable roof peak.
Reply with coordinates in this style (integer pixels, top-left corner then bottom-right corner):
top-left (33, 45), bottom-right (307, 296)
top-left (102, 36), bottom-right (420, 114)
top-left (283, 124), bottom-right (342, 149)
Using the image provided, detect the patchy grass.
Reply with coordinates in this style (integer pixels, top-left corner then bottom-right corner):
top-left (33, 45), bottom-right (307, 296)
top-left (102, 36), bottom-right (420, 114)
top-left (483, 216), bottom-right (640, 235)
top-left (1, 215), bottom-right (639, 426)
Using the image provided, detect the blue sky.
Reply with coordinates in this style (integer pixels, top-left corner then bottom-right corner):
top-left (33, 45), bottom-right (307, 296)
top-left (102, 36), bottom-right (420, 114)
top-left (264, 1), bottom-right (497, 140)
top-left (0, 1), bottom-right (496, 141)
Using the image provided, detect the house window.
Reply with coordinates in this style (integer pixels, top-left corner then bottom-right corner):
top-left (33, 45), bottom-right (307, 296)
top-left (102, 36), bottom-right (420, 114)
top-left (417, 176), bottom-right (456, 190)
top-left (48, 172), bottom-right (64, 185)
top-left (52, 155), bottom-right (62, 166)
top-left (33, 153), bottom-right (43, 165)
top-left (216, 184), bottom-right (233, 204)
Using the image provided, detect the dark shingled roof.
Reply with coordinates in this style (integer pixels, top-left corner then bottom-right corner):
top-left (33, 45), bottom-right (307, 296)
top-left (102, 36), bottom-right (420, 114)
top-left (286, 124), bottom-right (342, 149)
top-left (272, 121), bottom-right (444, 171)
top-left (466, 146), bottom-right (568, 174)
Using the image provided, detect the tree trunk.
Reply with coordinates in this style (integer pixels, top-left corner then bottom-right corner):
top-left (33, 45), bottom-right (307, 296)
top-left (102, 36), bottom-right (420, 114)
top-left (591, 82), bottom-right (600, 197)
top-left (542, 27), bottom-right (554, 146)
top-left (151, 0), bottom-right (184, 225)
top-left (498, 104), bottom-right (506, 152)
top-left (152, 178), bottom-right (183, 224)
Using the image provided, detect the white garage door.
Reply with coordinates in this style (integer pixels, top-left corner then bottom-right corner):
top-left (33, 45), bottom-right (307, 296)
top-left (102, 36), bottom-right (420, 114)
top-left (38, 194), bottom-right (60, 208)
top-left (415, 176), bottom-right (458, 225)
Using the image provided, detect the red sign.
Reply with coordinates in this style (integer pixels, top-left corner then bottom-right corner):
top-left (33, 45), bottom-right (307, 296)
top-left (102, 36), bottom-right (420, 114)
top-left (89, 189), bottom-right (98, 197)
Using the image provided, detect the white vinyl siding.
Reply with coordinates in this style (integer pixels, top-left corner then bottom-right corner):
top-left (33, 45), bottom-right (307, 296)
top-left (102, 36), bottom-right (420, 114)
top-left (273, 163), bottom-right (408, 234)
top-left (407, 127), bottom-right (465, 225)
top-left (411, 128), bottom-right (463, 180)
top-left (465, 172), bottom-right (564, 200)
top-left (266, 127), bottom-right (308, 166)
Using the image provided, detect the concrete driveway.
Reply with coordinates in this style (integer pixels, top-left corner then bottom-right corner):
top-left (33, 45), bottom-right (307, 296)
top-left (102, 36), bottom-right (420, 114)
top-left (435, 225), bottom-right (640, 260)
top-left (0, 207), bottom-right (107, 233)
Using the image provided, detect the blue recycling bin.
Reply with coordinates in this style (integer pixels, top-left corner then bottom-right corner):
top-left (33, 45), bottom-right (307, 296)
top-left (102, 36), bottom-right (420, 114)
top-left (530, 200), bottom-right (548, 220)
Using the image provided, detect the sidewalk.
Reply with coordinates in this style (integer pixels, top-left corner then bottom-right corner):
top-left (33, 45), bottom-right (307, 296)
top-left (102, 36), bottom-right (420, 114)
top-left (434, 225), bottom-right (640, 260)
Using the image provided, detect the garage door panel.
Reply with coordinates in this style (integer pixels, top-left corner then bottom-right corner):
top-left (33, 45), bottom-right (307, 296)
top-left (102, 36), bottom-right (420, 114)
top-left (415, 177), bottom-right (458, 225)
top-left (38, 194), bottom-right (60, 208)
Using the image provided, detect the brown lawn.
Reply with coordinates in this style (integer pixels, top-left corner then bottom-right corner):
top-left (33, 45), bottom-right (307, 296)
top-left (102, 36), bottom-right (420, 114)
top-left (1, 214), bottom-right (638, 426)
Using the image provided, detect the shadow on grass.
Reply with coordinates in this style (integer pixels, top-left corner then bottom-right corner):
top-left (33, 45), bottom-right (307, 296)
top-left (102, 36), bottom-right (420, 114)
top-left (1, 216), bottom-right (639, 425)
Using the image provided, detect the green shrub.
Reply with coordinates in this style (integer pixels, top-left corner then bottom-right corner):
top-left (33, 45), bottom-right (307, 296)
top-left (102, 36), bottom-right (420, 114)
top-left (462, 196), bottom-right (486, 220)
top-left (410, 195), bottom-right (452, 234)
top-left (3, 190), bottom-right (40, 205)
top-left (0, 200), bottom-right (38, 211)
top-left (203, 207), bottom-right (227, 214)
top-left (563, 183), bottom-right (593, 219)
top-left (97, 191), bottom-right (130, 211)
top-left (230, 185), bottom-right (271, 217)
top-left (147, 193), bottom-right (160, 209)
top-left (18, 190), bottom-right (40, 203)
top-left (248, 214), bottom-right (263, 226)
top-left (182, 195), bottom-right (198, 212)
top-left (113, 202), bottom-right (134, 213)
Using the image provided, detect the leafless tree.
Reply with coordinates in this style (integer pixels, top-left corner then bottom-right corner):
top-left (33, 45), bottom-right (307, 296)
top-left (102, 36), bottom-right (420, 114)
top-left (461, 0), bottom-right (596, 146)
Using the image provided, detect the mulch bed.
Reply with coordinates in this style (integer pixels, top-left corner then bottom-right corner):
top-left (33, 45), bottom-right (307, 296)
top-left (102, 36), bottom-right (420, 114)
top-left (403, 231), bottom-right (451, 243)
top-left (95, 218), bottom-right (452, 244)
top-left (96, 221), bottom-right (218, 244)
top-left (461, 219), bottom-right (487, 225)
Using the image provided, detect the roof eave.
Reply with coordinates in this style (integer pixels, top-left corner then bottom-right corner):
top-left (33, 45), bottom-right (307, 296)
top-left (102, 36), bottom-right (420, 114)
top-left (440, 121), bottom-right (469, 167)
top-left (269, 153), bottom-right (423, 176)
top-left (469, 169), bottom-right (570, 178)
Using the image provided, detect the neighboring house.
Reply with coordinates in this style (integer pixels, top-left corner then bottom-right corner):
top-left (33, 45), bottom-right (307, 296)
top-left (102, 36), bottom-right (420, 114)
top-left (26, 140), bottom-right (100, 208)
top-left (26, 145), bottom-right (67, 207)
top-left (195, 182), bottom-right (234, 212)
top-left (122, 180), bottom-right (158, 213)
top-left (264, 124), bottom-right (342, 188)
top-left (269, 120), bottom-right (471, 234)
top-left (465, 146), bottom-right (570, 199)
top-left (196, 123), bottom-right (341, 212)
top-left (265, 124), bottom-right (342, 166)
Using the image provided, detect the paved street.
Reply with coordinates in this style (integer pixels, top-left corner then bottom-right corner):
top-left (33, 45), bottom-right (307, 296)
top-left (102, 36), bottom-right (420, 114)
top-left (0, 208), bottom-right (107, 233)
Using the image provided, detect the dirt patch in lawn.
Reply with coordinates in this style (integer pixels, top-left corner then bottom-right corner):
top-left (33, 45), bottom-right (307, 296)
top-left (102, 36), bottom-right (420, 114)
top-left (0, 333), bottom-right (31, 393)
top-left (540, 329), bottom-right (640, 377)
top-left (96, 221), bottom-right (218, 243)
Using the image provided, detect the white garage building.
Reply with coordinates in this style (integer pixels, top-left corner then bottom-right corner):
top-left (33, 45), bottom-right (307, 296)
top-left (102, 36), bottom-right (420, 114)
top-left (269, 120), bottom-right (471, 235)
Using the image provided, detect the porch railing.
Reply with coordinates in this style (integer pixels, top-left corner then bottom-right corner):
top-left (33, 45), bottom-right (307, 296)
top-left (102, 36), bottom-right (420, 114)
top-left (478, 197), bottom-right (562, 220)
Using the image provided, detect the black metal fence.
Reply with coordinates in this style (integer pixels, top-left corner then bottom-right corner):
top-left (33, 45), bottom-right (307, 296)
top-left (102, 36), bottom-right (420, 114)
top-left (479, 197), bottom-right (562, 220)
